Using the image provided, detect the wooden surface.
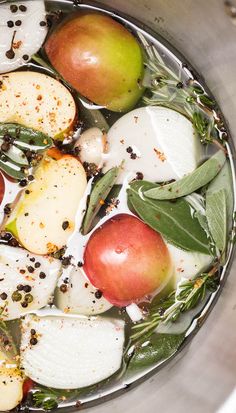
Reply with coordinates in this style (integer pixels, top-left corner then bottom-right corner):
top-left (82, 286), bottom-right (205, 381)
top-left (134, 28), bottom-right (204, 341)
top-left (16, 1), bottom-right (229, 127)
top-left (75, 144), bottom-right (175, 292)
top-left (83, 1), bottom-right (236, 412)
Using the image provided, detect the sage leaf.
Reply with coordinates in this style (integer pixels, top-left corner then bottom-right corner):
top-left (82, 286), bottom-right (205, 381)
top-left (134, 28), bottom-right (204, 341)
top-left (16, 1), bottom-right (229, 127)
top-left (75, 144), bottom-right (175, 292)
top-left (0, 123), bottom-right (53, 151)
top-left (206, 189), bottom-right (227, 255)
top-left (206, 161), bottom-right (234, 230)
top-left (128, 180), bottom-right (210, 254)
top-left (145, 150), bottom-right (226, 200)
top-left (0, 159), bottom-right (25, 180)
top-left (128, 333), bottom-right (184, 371)
top-left (81, 166), bottom-right (120, 235)
top-left (0, 139), bottom-right (28, 166)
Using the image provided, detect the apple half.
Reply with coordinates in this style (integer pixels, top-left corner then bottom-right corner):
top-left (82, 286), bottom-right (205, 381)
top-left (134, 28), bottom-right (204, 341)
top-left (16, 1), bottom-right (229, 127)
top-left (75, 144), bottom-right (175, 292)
top-left (6, 149), bottom-right (87, 255)
top-left (0, 351), bottom-right (23, 411)
top-left (0, 71), bottom-right (76, 139)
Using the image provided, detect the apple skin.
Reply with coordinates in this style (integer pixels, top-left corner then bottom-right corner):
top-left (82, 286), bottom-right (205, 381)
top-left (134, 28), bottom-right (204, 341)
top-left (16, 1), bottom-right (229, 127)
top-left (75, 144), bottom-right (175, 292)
top-left (83, 214), bottom-right (172, 307)
top-left (45, 13), bottom-right (144, 112)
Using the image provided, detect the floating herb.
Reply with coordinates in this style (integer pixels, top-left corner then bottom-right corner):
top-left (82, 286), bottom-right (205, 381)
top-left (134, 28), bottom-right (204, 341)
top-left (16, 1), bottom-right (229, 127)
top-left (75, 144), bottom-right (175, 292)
top-left (138, 33), bottom-right (223, 146)
top-left (206, 189), bottom-right (227, 257)
top-left (131, 266), bottom-right (219, 342)
top-left (128, 332), bottom-right (185, 371)
top-left (0, 123), bottom-right (53, 179)
top-left (128, 180), bottom-right (210, 254)
top-left (144, 150), bottom-right (226, 200)
top-left (81, 166), bottom-right (121, 235)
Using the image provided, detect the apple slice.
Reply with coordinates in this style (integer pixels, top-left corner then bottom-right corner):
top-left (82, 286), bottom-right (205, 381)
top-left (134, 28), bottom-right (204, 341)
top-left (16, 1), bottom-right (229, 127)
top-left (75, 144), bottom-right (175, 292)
top-left (6, 150), bottom-right (87, 255)
top-left (0, 350), bottom-right (23, 411)
top-left (0, 71), bottom-right (76, 139)
top-left (0, 245), bottom-right (61, 320)
top-left (21, 314), bottom-right (125, 389)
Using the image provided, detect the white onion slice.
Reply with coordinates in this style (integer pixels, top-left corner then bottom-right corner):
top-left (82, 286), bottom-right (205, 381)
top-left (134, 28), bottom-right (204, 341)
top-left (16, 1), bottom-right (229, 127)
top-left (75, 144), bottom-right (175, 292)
top-left (0, 1), bottom-right (47, 74)
top-left (21, 314), bottom-right (125, 389)
top-left (0, 245), bottom-right (61, 320)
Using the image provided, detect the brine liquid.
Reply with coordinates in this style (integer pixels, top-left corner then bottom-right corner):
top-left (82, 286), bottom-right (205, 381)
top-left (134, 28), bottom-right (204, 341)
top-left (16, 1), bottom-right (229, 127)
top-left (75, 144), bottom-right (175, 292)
top-left (1, 0), bottom-right (235, 411)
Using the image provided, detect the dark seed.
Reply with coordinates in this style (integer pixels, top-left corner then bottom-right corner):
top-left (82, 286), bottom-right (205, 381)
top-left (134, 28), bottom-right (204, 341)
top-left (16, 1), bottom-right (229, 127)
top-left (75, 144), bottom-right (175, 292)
top-left (19, 5), bottom-right (27, 12)
top-left (1, 232), bottom-right (12, 241)
top-left (77, 261), bottom-right (83, 267)
top-left (8, 238), bottom-right (19, 247)
top-left (7, 21), bottom-right (14, 28)
top-left (3, 134), bottom-right (13, 143)
top-left (39, 272), bottom-right (46, 279)
top-left (28, 175), bottom-right (34, 181)
top-left (10, 4), bottom-right (18, 13)
top-left (35, 262), bottom-right (41, 268)
top-left (29, 257), bottom-right (35, 262)
top-left (15, 20), bottom-right (22, 26)
top-left (21, 301), bottom-right (28, 308)
top-left (136, 172), bottom-right (144, 180)
top-left (131, 153), bottom-right (137, 160)
top-left (23, 285), bottom-right (32, 293)
top-left (5, 50), bottom-right (15, 59)
top-left (22, 54), bottom-right (29, 61)
top-left (39, 21), bottom-right (47, 26)
top-left (176, 82), bottom-right (183, 89)
top-left (25, 190), bottom-right (30, 195)
top-left (4, 205), bottom-right (11, 215)
top-left (17, 284), bottom-right (24, 291)
top-left (126, 146), bottom-right (133, 154)
top-left (19, 179), bottom-right (28, 187)
top-left (62, 221), bottom-right (69, 230)
top-left (1, 142), bottom-right (11, 152)
top-left (62, 256), bottom-right (72, 267)
top-left (30, 329), bottom-right (36, 336)
top-left (95, 290), bottom-right (103, 299)
top-left (30, 337), bottom-right (38, 345)
top-left (0, 293), bottom-right (8, 301)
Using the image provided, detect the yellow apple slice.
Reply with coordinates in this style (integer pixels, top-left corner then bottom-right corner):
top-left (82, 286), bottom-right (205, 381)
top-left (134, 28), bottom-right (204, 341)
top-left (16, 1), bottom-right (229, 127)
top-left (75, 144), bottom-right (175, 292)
top-left (0, 71), bottom-right (76, 139)
top-left (0, 351), bottom-right (23, 411)
top-left (6, 149), bottom-right (87, 255)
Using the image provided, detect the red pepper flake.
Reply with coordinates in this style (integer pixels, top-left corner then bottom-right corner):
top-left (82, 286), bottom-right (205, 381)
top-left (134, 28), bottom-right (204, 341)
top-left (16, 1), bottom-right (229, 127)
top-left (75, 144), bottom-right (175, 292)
top-left (154, 148), bottom-right (166, 162)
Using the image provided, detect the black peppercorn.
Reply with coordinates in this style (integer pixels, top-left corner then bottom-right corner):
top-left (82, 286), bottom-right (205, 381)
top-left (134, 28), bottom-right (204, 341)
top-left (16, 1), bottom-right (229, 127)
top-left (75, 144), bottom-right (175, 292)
top-left (8, 238), bottom-right (19, 247)
top-left (60, 284), bottom-right (68, 293)
top-left (15, 20), bottom-right (22, 26)
top-left (61, 256), bottom-right (72, 267)
top-left (25, 190), bottom-right (30, 195)
top-left (23, 285), bottom-right (32, 293)
top-left (126, 146), bottom-right (133, 154)
top-left (22, 54), bottom-right (29, 61)
top-left (17, 284), bottom-right (24, 291)
top-left (10, 4), bottom-right (18, 13)
top-left (77, 261), bottom-right (83, 267)
top-left (0, 292), bottom-right (8, 301)
top-left (95, 290), bottom-right (103, 299)
top-left (4, 205), bottom-right (11, 215)
top-left (62, 221), bottom-right (69, 230)
top-left (30, 337), bottom-right (38, 345)
top-left (35, 262), bottom-right (41, 268)
top-left (5, 50), bottom-right (15, 59)
top-left (131, 153), bottom-right (137, 160)
top-left (1, 232), bottom-right (12, 241)
top-left (136, 172), bottom-right (144, 180)
top-left (7, 21), bottom-right (14, 28)
top-left (21, 301), bottom-right (28, 308)
top-left (1, 142), bottom-right (11, 152)
top-left (30, 329), bottom-right (36, 336)
top-left (39, 21), bottom-right (47, 27)
top-left (19, 5), bottom-right (27, 12)
top-left (39, 272), bottom-right (46, 279)
top-left (28, 175), bottom-right (34, 181)
top-left (19, 179), bottom-right (28, 187)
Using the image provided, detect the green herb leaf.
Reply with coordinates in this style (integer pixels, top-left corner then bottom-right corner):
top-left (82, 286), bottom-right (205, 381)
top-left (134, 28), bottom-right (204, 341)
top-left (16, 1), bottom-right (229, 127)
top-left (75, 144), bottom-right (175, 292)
top-left (0, 123), bottom-right (53, 151)
top-left (144, 151), bottom-right (226, 200)
top-left (0, 158), bottom-right (25, 180)
top-left (0, 139), bottom-right (28, 166)
top-left (128, 333), bottom-right (185, 371)
top-left (81, 166), bottom-right (121, 235)
top-left (128, 180), bottom-right (210, 254)
top-left (206, 189), bottom-right (227, 254)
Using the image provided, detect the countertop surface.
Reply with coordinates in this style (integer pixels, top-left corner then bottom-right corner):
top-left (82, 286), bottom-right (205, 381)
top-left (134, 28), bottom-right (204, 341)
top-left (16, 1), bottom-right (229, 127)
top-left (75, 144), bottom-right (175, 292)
top-left (83, 1), bottom-right (236, 412)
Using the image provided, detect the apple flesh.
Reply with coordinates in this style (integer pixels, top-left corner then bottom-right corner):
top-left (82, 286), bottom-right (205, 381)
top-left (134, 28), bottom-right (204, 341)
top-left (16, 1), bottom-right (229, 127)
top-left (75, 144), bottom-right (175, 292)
top-left (0, 71), bottom-right (76, 139)
top-left (6, 149), bottom-right (87, 255)
top-left (83, 214), bottom-right (172, 306)
top-left (45, 13), bottom-right (144, 112)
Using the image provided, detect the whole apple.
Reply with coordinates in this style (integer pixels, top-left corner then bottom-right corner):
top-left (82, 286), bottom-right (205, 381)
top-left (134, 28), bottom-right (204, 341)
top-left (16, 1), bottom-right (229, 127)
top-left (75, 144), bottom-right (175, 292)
top-left (83, 214), bottom-right (172, 306)
top-left (45, 13), bottom-right (144, 112)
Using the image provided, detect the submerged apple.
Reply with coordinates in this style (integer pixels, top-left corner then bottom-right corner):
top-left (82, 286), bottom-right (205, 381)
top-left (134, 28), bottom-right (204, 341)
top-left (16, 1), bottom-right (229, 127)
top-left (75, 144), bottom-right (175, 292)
top-left (83, 214), bottom-right (172, 306)
top-left (45, 13), bottom-right (144, 112)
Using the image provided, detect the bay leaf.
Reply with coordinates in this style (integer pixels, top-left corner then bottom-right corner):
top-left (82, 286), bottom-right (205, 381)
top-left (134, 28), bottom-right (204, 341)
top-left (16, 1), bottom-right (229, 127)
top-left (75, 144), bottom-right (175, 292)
top-left (206, 189), bottom-right (227, 254)
top-left (128, 333), bottom-right (184, 371)
top-left (81, 166), bottom-right (120, 235)
top-left (144, 150), bottom-right (226, 200)
top-left (128, 180), bottom-right (210, 254)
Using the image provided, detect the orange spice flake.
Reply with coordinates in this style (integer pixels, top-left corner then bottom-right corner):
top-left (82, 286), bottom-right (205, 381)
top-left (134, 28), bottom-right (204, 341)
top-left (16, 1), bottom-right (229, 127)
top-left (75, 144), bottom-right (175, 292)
top-left (154, 148), bottom-right (166, 162)
top-left (12, 40), bottom-right (22, 49)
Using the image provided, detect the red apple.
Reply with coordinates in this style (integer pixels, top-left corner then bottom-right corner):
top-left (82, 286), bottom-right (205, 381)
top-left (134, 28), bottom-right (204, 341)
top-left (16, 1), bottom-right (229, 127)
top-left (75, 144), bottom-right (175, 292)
top-left (83, 214), bottom-right (172, 306)
top-left (45, 13), bottom-right (144, 112)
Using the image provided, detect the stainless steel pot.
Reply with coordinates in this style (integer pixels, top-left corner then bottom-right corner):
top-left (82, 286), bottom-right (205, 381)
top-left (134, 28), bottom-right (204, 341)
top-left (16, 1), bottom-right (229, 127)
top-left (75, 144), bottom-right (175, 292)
top-left (82, 1), bottom-right (236, 412)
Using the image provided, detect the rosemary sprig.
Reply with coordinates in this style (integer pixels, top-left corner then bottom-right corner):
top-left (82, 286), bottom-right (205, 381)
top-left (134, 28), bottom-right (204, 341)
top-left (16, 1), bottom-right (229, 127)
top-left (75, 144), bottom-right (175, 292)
top-left (138, 33), bottom-right (221, 146)
top-left (131, 266), bottom-right (219, 341)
